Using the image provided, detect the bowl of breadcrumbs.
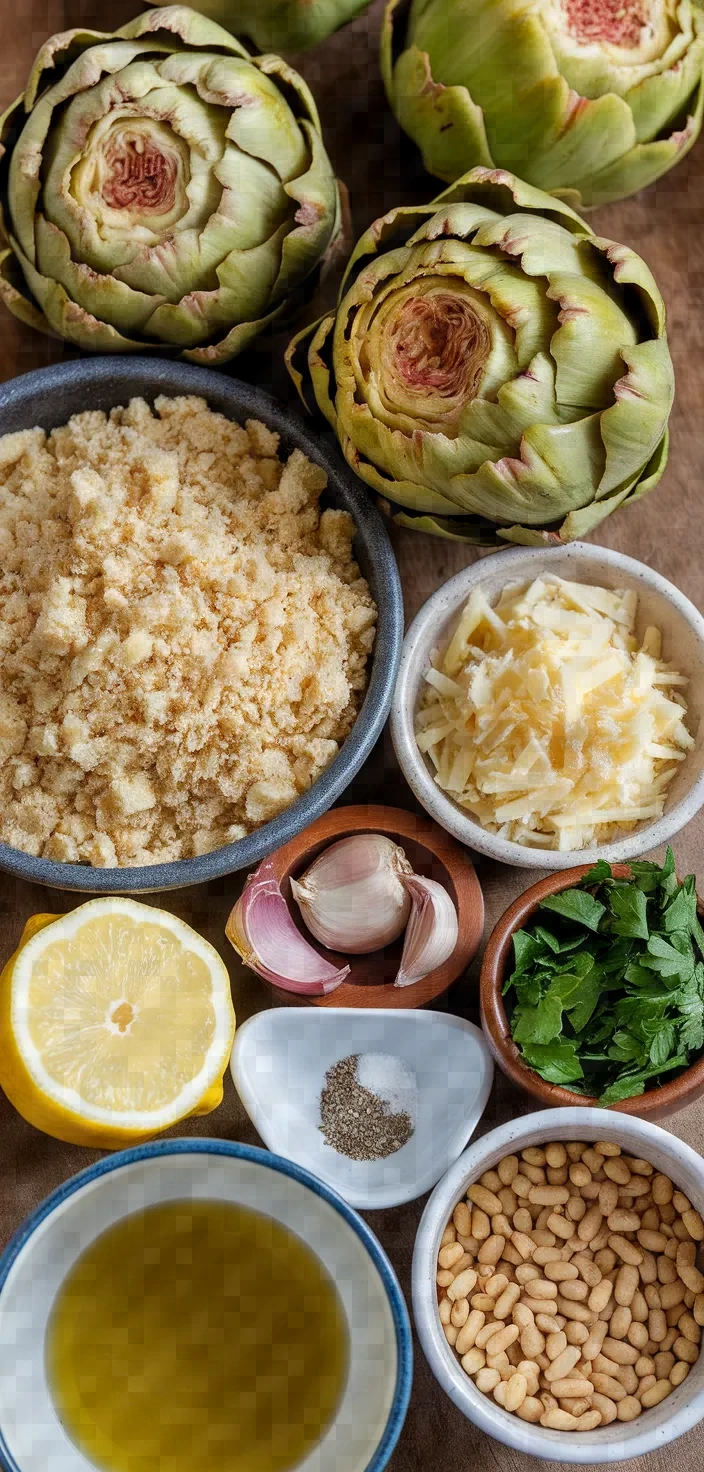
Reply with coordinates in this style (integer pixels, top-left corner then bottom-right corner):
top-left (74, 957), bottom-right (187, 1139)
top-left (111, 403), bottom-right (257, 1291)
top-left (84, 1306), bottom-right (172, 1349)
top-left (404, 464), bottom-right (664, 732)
top-left (0, 358), bottom-right (403, 892)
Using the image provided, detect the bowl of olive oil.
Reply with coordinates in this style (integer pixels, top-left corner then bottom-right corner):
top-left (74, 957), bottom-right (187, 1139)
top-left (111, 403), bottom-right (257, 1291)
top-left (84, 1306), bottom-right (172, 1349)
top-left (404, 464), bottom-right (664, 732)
top-left (0, 1140), bottom-right (412, 1472)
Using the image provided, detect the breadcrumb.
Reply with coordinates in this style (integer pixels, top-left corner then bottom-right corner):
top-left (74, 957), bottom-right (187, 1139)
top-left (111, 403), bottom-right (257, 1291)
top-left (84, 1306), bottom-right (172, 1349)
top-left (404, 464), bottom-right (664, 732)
top-left (0, 396), bottom-right (376, 867)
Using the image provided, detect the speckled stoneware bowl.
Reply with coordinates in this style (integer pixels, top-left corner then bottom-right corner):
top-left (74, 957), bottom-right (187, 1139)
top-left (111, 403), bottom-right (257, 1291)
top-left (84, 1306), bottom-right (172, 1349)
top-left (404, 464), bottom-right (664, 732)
top-left (0, 358), bottom-right (403, 893)
top-left (391, 543), bottom-right (704, 869)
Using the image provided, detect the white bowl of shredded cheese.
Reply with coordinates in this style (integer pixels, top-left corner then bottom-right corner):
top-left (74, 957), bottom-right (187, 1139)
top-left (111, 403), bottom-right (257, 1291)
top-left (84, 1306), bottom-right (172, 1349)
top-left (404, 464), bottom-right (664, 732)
top-left (391, 544), bottom-right (704, 867)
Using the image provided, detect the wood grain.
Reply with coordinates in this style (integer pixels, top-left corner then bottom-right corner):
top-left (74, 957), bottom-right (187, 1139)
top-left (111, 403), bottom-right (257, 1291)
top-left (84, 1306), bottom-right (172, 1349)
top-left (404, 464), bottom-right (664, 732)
top-left (1, 1), bottom-right (704, 1468)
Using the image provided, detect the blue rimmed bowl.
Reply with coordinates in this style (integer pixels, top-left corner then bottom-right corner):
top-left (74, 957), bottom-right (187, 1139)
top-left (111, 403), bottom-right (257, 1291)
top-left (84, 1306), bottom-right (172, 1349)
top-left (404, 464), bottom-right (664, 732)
top-left (0, 1138), bottom-right (412, 1472)
top-left (0, 357), bottom-right (403, 893)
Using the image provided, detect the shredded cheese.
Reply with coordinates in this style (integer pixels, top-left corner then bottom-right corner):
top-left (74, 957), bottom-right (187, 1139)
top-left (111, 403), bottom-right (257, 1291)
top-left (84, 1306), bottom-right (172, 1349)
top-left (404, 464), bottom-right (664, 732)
top-left (416, 576), bottom-right (692, 851)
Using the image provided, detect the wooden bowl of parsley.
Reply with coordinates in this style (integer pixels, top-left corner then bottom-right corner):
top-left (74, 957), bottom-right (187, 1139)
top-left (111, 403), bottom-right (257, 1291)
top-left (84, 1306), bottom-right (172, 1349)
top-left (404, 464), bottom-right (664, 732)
top-left (480, 850), bottom-right (704, 1117)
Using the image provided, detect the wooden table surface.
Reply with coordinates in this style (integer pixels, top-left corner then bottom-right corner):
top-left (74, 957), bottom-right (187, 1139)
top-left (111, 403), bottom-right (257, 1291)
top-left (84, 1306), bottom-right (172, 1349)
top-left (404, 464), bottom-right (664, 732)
top-left (1, 2), bottom-right (704, 1469)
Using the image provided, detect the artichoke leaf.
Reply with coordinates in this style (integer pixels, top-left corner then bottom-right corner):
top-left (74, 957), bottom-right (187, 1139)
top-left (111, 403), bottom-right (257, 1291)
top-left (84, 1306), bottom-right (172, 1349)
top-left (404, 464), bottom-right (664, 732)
top-left (148, 222), bottom-right (288, 346)
top-left (9, 231), bottom-right (150, 350)
top-left (576, 92), bottom-right (704, 209)
top-left (286, 311), bottom-right (336, 417)
top-left (275, 119), bottom-right (339, 297)
top-left (597, 340), bottom-right (675, 498)
top-left (473, 212), bottom-right (596, 280)
top-left (447, 411), bottom-right (605, 523)
top-left (0, 246), bottom-right (60, 336)
top-left (24, 28), bottom-right (114, 111)
top-left (338, 439), bottom-right (466, 515)
top-left (388, 506), bottom-right (505, 544)
top-left (548, 271), bottom-right (638, 410)
top-left (591, 237), bottom-right (668, 337)
top-left (490, 84), bottom-right (635, 195)
top-left (626, 36), bottom-right (704, 141)
top-left (118, 6), bottom-right (250, 58)
top-left (183, 302), bottom-right (285, 365)
top-left (172, 0), bottom-right (370, 54)
top-left (433, 167), bottom-right (589, 236)
top-left (34, 214), bottom-right (167, 334)
top-left (389, 45), bottom-right (494, 183)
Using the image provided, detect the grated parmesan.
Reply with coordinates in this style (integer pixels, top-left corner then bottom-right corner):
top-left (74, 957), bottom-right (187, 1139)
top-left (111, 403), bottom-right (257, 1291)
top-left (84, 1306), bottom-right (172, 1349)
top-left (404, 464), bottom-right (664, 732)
top-left (415, 576), bottom-right (692, 851)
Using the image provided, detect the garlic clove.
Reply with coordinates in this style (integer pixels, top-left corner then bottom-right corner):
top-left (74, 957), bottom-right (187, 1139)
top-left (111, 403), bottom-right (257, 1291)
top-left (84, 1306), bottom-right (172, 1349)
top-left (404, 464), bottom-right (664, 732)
top-left (395, 874), bottom-right (458, 987)
top-left (291, 833), bottom-right (413, 954)
top-left (226, 860), bottom-right (348, 996)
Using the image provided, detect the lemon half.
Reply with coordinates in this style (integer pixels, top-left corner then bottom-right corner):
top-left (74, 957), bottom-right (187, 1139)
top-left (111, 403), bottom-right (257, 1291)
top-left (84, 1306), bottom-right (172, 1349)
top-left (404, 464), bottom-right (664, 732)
top-left (0, 899), bottom-right (236, 1149)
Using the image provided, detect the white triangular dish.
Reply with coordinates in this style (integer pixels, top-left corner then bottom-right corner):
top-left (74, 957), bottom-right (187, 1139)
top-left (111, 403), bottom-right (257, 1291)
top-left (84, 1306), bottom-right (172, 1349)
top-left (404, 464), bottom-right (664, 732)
top-left (230, 1009), bottom-right (494, 1209)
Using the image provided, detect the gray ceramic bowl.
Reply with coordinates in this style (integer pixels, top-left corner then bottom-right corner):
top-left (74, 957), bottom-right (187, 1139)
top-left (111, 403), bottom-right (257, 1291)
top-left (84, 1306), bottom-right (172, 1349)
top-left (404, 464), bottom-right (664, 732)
top-left (0, 357), bottom-right (403, 893)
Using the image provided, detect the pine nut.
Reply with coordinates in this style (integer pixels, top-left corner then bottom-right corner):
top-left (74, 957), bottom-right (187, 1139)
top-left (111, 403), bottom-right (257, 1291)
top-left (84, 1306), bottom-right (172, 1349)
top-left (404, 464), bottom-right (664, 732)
top-left (544, 1344), bottom-right (581, 1382)
top-left (566, 1322), bottom-right (589, 1346)
top-left (485, 1272), bottom-right (509, 1298)
top-left (582, 1321), bottom-right (609, 1362)
top-left (614, 1263), bottom-right (639, 1306)
top-left (599, 1181), bottom-right (620, 1217)
top-left (610, 1306), bottom-right (632, 1341)
top-left (524, 1278), bottom-right (558, 1300)
top-left (604, 1158), bottom-right (631, 1185)
top-left (485, 1323), bottom-right (520, 1357)
top-left (472, 1208), bottom-right (491, 1241)
top-left (545, 1144), bottom-right (567, 1169)
top-left (592, 1392), bottom-right (618, 1425)
top-left (658, 1261), bottom-right (680, 1291)
top-left (494, 1284), bottom-right (521, 1320)
top-left (631, 1290), bottom-right (649, 1323)
top-left (671, 1360), bottom-right (690, 1386)
top-left (557, 1296), bottom-right (596, 1324)
top-left (682, 1209), bottom-right (704, 1241)
top-left (504, 1372), bottom-right (528, 1412)
top-left (640, 1379), bottom-right (673, 1408)
top-left (547, 1213), bottom-right (575, 1240)
top-left (511, 1231), bottom-right (537, 1261)
top-left (453, 1202), bottom-right (471, 1237)
top-left (460, 1347), bottom-right (486, 1376)
top-left (627, 1323), bottom-right (649, 1350)
top-left (474, 1322), bottom-right (497, 1350)
top-left (616, 1396), bottom-right (641, 1421)
top-left (520, 1325), bottom-right (545, 1359)
top-left (635, 1355), bottom-right (655, 1378)
top-left (545, 1261), bottom-right (579, 1282)
top-left (451, 1298), bottom-right (470, 1327)
top-left (447, 1268), bottom-right (478, 1301)
top-left (493, 1213), bottom-right (513, 1239)
top-left (475, 1367), bottom-right (501, 1393)
top-left (535, 1313), bottom-right (562, 1335)
top-left (609, 1236), bottom-right (643, 1267)
top-left (602, 1337), bottom-right (638, 1365)
top-left (673, 1191), bottom-right (692, 1214)
top-left (638, 1229), bottom-right (668, 1252)
top-left (546, 1330), bottom-right (568, 1360)
top-left (559, 1280), bottom-right (589, 1302)
top-left (677, 1246), bottom-right (704, 1294)
top-left (517, 1395), bottom-right (542, 1422)
top-left (607, 1209), bottom-right (640, 1233)
top-left (577, 1206), bottom-right (604, 1243)
top-left (525, 1297), bottom-right (561, 1316)
top-left (548, 1378), bottom-right (594, 1399)
top-left (467, 1184), bottom-right (503, 1216)
top-left (591, 1373), bottom-right (627, 1402)
top-left (540, 1408), bottom-right (578, 1430)
top-left (498, 1155), bottom-right (520, 1185)
top-left (471, 1294), bottom-right (494, 1312)
top-left (588, 1279), bottom-right (613, 1314)
top-left (654, 1350), bottom-right (675, 1378)
top-left (673, 1336), bottom-right (699, 1364)
top-left (455, 1310), bottom-right (485, 1354)
top-left (438, 1242), bottom-right (464, 1270)
top-left (678, 1312), bottom-right (701, 1344)
top-left (477, 1235), bottom-right (505, 1266)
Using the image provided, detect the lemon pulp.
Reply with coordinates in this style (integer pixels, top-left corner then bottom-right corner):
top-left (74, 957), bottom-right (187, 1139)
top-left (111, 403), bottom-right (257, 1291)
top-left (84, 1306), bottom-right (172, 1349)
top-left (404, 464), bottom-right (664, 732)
top-left (47, 1200), bottom-right (349, 1472)
top-left (0, 899), bottom-right (235, 1146)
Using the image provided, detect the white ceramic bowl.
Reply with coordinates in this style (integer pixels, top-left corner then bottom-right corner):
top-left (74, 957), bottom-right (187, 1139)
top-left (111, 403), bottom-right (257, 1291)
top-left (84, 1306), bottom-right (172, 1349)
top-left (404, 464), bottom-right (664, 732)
top-left (0, 1139), bottom-right (412, 1472)
top-left (391, 543), bottom-right (704, 868)
top-left (413, 1107), bottom-right (704, 1463)
top-left (230, 1008), bottom-right (494, 1209)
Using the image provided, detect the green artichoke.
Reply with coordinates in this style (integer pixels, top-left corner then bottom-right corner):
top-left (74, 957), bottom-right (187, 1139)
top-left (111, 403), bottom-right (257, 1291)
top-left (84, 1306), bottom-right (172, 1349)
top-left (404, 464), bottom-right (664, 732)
top-left (287, 168), bottom-right (674, 546)
top-left (382, 0), bottom-right (704, 210)
top-left (160, 0), bottom-right (371, 51)
top-left (0, 6), bottom-right (341, 362)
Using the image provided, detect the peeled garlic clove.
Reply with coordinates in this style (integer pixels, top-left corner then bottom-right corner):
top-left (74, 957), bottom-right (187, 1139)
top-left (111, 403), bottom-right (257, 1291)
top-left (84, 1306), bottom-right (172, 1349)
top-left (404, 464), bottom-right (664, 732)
top-left (395, 874), bottom-right (458, 987)
top-left (226, 860), bottom-right (348, 996)
top-left (291, 833), bottom-right (413, 954)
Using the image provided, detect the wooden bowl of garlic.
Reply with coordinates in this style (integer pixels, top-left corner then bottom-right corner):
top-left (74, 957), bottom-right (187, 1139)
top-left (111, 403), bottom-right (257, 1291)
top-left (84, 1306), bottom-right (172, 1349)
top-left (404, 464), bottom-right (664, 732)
top-left (226, 805), bottom-right (484, 1009)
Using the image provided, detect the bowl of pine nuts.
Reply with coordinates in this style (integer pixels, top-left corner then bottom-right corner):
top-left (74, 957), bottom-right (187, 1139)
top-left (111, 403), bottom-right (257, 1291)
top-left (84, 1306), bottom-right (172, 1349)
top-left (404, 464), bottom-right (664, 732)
top-left (413, 1109), bottom-right (704, 1461)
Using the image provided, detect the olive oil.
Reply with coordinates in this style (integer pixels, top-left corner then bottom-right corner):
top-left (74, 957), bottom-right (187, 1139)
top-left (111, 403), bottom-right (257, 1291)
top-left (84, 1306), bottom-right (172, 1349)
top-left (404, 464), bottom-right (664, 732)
top-left (46, 1200), bottom-right (348, 1472)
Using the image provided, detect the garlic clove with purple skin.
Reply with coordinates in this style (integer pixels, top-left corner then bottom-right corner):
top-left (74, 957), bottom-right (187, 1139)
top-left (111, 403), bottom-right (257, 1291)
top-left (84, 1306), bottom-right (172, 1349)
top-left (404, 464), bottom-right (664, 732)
top-left (395, 874), bottom-right (458, 987)
top-left (226, 860), bottom-right (348, 996)
top-left (290, 833), bottom-right (413, 954)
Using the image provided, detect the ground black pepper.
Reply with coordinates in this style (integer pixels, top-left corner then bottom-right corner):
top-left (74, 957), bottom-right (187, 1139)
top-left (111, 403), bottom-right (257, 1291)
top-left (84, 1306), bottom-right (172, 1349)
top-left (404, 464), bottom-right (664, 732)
top-left (318, 1053), bottom-right (415, 1161)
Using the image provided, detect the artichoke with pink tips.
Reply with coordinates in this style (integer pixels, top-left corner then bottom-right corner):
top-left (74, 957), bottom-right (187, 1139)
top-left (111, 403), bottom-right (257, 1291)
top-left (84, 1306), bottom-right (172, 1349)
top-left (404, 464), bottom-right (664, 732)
top-left (0, 7), bottom-right (342, 361)
top-left (287, 167), bottom-right (674, 546)
top-left (382, 0), bottom-right (704, 210)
